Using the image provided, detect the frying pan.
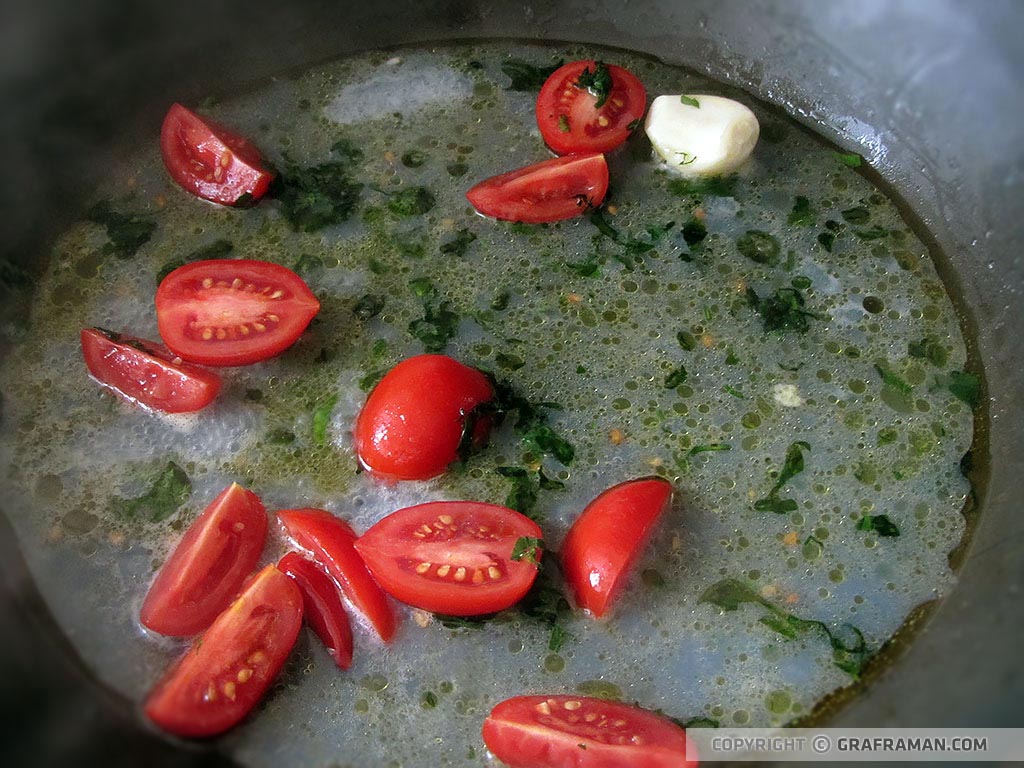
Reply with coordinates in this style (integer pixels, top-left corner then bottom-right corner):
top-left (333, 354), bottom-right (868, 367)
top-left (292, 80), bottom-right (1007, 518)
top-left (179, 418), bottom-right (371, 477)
top-left (1, 0), bottom-right (1021, 765)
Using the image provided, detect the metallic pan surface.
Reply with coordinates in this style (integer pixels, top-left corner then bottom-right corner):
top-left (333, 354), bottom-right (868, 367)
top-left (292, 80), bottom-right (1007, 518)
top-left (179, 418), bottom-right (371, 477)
top-left (0, 0), bottom-right (1020, 763)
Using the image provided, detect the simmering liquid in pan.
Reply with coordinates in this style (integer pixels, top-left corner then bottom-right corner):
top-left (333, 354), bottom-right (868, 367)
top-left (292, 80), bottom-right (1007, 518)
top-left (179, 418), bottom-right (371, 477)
top-left (0, 42), bottom-right (976, 766)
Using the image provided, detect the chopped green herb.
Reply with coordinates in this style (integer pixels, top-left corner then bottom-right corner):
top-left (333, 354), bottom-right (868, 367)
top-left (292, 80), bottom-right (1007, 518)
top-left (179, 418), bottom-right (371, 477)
top-left (500, 58), bottom-right (563, 91)
top-left (736, 230), bottom-right (781, 265)
top-left (408, 277), bottom-right (436, 298)
top-left (754, 441), bottom-right (810, 513)
top-left (942, 370), bottom-right (981, 407)
top-left (420, 691), bottom-right (438, 709)
top-left (854, 225), bottom-right (888, 240)
top-left (817, 230), bottom-right (837, 252)
top-left (566, 258), bottom-right (600, 277)
top-left (699, 578), bottom-right (871, 677)
top-left (330, 138), bottom-right (364, 163)
top-left (681, 218), bottom-right (708, 246)
top-left (510, 536), bottom-right (545, 566)
top-left (275, 162), bottom-right (362, 231)
top-left (841, 206), bottom-right (870, 225)
top-left (538, 468), bottom-right (565, 491)
top-left (115, 462), bottom-right (190, 523)
top-left (358, 368), bottom-right (387, 393)
top-left (689, 443), bottom-right (732, 456)
top-left (802, 535), bottom-right (824, 561)
top-left (666, 175), bottom-right (737, 198)
top-left (387, 186), bottom-right (435, 216)
top-left (575, 60), bottom-right (613, 108)
top-left (439, 228), bottom-right (477, 258)
top-left (677, 151), bottom-right (697, 166)
top-left (723, 385), bottom-right (745, 399)
top-left (523, 424), bottom-right (575, 465)
top-left (353, 294), bottom-right (385, 321)
top-left (490, 289), bottom-right (511, 311)
top-left (409, 301), bottom-right (459, 352)
top-left (679, 94), bottom-right (700, 108)
top-left (682, 717), bottom-right (721, 729)
top-left (874, 362), bottom-right (913, 395)
top-left (641, 568), bottom-right (668, 588)
top-left (518, 566), bottom-right (573, 652)
top-left (908, 337), bottom-right (948, 368)
top-left (495, 467), bottom-right (538, 516)
top-left (746, 287), bottom-right (821, 333)
top-left (401, 149), bottom-right (427, 168)
top-left (312, 395), bottom-right (338, 445)
top-left (557, 114), bottom-right (570, 132)
top-left (857, 514), bottom-right (900, 537)
top-left (396, 239), bottom-right (426, 259)
top-left (787, 195), bottom-right (816, 226)
top-left (588, 210), bottom-right (674, 264)
top-left (677, 331), bottom-right (697, 351)
top-left (86, 200), bottom-right (156, 259)
top-left (495, 352), bottom-right (525, 371)
top-left (877, 427), bottom-right (898, 445)
top-left (491, 380), bottom-right (574, 466)
top-left (834, 151), bottom-right (864, 168)
top-left (665, 365), bottom-right (688, 388)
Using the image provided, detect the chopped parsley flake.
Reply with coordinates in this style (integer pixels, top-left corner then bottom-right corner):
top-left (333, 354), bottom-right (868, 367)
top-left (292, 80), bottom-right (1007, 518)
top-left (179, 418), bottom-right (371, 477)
top-left (679, 95), bottom-right (700, 108)
top-left (856, 514), bottom-right (901, 538)
top-left (575, 60), bottom-right (613, 108)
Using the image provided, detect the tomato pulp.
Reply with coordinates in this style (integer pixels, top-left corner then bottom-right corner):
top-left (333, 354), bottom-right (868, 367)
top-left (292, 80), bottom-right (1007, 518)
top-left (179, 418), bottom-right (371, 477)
top-left (466, 154), bottom-right (609, 224)
top-left (354, 501), bottom-right (543, 616)
top-left (560, 477), bottom-right (673, 617)
top-left (80, 327), bottom-right (221, 413)
top-left (482, 695), bottom-right (697, 768)
top-left (155, 259), bottom-right (320, 366)
top-left (354, 354), bottom-right (495, 481)
top-left (144, 565), bottom-right (303, 738)
top-left (160, 103), bottom-right (274, 206)
top-left (140, 483), bottom-right (268, 637)
top-left (536, 60), bottom-right (647, 155)
top-left (277, 508), bottom-right (398, 643)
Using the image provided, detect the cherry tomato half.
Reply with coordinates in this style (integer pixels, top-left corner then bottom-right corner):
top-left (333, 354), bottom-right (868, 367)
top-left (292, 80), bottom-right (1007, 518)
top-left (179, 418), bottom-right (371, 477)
top-left (560, 477), bottom-right (673, 617)
top-left (466, 154), bottom-right (609, 224)
top-left (140, 483), bottom-right (268, 637)
top-left (278, 552), bottom-right (354, 670)
top-left (482, 695), bottom-right (697, 768)
top-left (160, 103), bottom-right (274, 206)
top-left (80, 327), bottom-right (221, 413)
top-left (277, 508), bottom-right (398, 643)
top-left (155, 259), bottom-right (320, 366)
top-left (144, 565), bottom-right (303, 738)
top-left (536, 60), bottom-right (647, 155)
top-left (354, 501), bottom-right (543, 616)
top-left (354, 354), bottom-right (495, 481)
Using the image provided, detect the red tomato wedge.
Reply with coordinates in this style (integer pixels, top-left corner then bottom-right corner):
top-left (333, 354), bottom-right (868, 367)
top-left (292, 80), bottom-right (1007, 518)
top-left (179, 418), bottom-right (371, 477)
top-left (155, 259), bottom-right (320, 366)
top-left (144, 564), bottom-right (303, 738)
top-left (354, 354), bottom-right (495, 481)
top-left (80, 327), bottom-right (221, 413)
top-left (466, 154), bottom-right (608, 224)
top-left (141, 483), bottom-right (268, 636)
top-left (354, 501), bottom-right (543, 616)
top-left (560, 477), bottom-right (673, 617)
top-left (482, 695), bottom-right (697, 768)
top-left (277, 508), bottom-right (398, 643)
top-left (160, 103), bottom-right (274, 206)
top-left (536, 60), bottom-right (647, 155)
top-left (278, 552), bottom-right (354, 670)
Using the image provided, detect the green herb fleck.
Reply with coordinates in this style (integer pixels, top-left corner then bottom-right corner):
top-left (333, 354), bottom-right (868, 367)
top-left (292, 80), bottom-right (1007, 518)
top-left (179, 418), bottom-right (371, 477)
top-left (723, 385), bottom-right (745, 399)
top-left (874, 362), bottom-right (913, 395)
top-left (680, 94), bottom-right (700, 108)
top-left (667, 175), bottom-right (737, 198)
top-left (401, 149), bottom-right (427, 168)
top-left (409, 302), bottom-right (459, 353)
top-left (841, 206), bottom-right (870, 225)
top-left (566, 258), bottom-right (600, 277)
top-left (677, 151), bottom-right (697, 166)
top-left (857, 514), bottom-right (900, 538)
top-left (908, 337), bottom-right (948, 368)
top-left (421, 691), bottom-right (438, 709)
top-left (575, 60), bottom-right (613, 108)
top-left (523, 425), bottom-right (575, 465)
top-left (737, 230), bottom-right (781, 264)
top-left (312, 395), bottom-right (338, 445)
top-left (754, 441), bottom-right (809, 513)
top-left (490, 289), bottom-right (511, 311)
top-left (557, 114), bottom-right (570, 133)
top-left (387, 186), bottom-right (435, 216)
top-left (682, 218), bottom-right (708, 246)
top-left (510, 536), bottom-right (545, 567)
top-left (665, 365), bottom-right (688, 388)
top-left (746, 287), bottom-right (821, 333)
top-left (942, 370), bottom-right (981, 407)
top-left (495, 352), bottom-right (525, 371)
top-left (802, 535), bottom-right (824, 561)
top-left (115, 462), bottom-right (190, 523)
top-left (87, 201), bottom-right (156, 259)
top-left (439, 228), bottom-right (477, 258)
top-left (275, 162), bottom-right (362, 231)
top-left (501, 58), bottom-right (563, 91)
top-left (330, 138), bottom-right (364, 163)
top-left (788, 195), bottom-right (816, 226)
top-left (834, 151), bottom-right (864, 168)
top-left (353, 294), bottom-right (385, 321)
top-left (677, 331), bottom-right (697, 351)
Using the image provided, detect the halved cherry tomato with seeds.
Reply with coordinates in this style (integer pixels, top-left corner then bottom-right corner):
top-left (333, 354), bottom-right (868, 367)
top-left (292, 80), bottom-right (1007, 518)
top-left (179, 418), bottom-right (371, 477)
top-left (277, 508), bottom-right (398, 643)
top-left (155, 259), bottom-right (320, 366)
top-left (354, 354), bottom-right (495, 481)
top-left (278, 551), bottom-right (354, 670)
top-left (482, 694), bottom-right (697, 768)
top-left (560, 477), bottom-right (673, 617)
top-left (144, 565), bottom-right (303, 738)
top-left (354, 501), bottom-right (542, 616)
top-left (161, 103), bottom-right (274, 206)
top-left (80, 327), bottom-right (221, 413)
top-left (141, 483), bottom-right (267, 637)
top-left (536, 60), bottom-right (647, 155)
top-left (466, 153), bottom-right (608, 224)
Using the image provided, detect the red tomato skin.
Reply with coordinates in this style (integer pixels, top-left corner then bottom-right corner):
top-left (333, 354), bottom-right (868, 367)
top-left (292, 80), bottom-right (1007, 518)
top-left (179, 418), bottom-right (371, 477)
top-left (482, 695), bottom-right (697, 768)
top-left (160, 103), bottom-right (274, 206)
top-left (466, 154), bottom-right (609, 224)
top-left (354, 354), bottom-right (495, 481)
top-left (536, 61), bottom-right (647, 155)
top-left (354, 501), bottom-right (543, 616)
top-left (144, 565), bottom-right (303, 738)
top-left (80, 328), bottom-right (221, 413)
top-left (140, 483), bottom-right (268, 637)
top-left (560, 477), bottom-right (673, 617)
top-left (155, 259), bottom-right (320, 367)
top-left (277, 508), bottom-right (398, 643)
top-left (278, 551), bottom-right (354, 670)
